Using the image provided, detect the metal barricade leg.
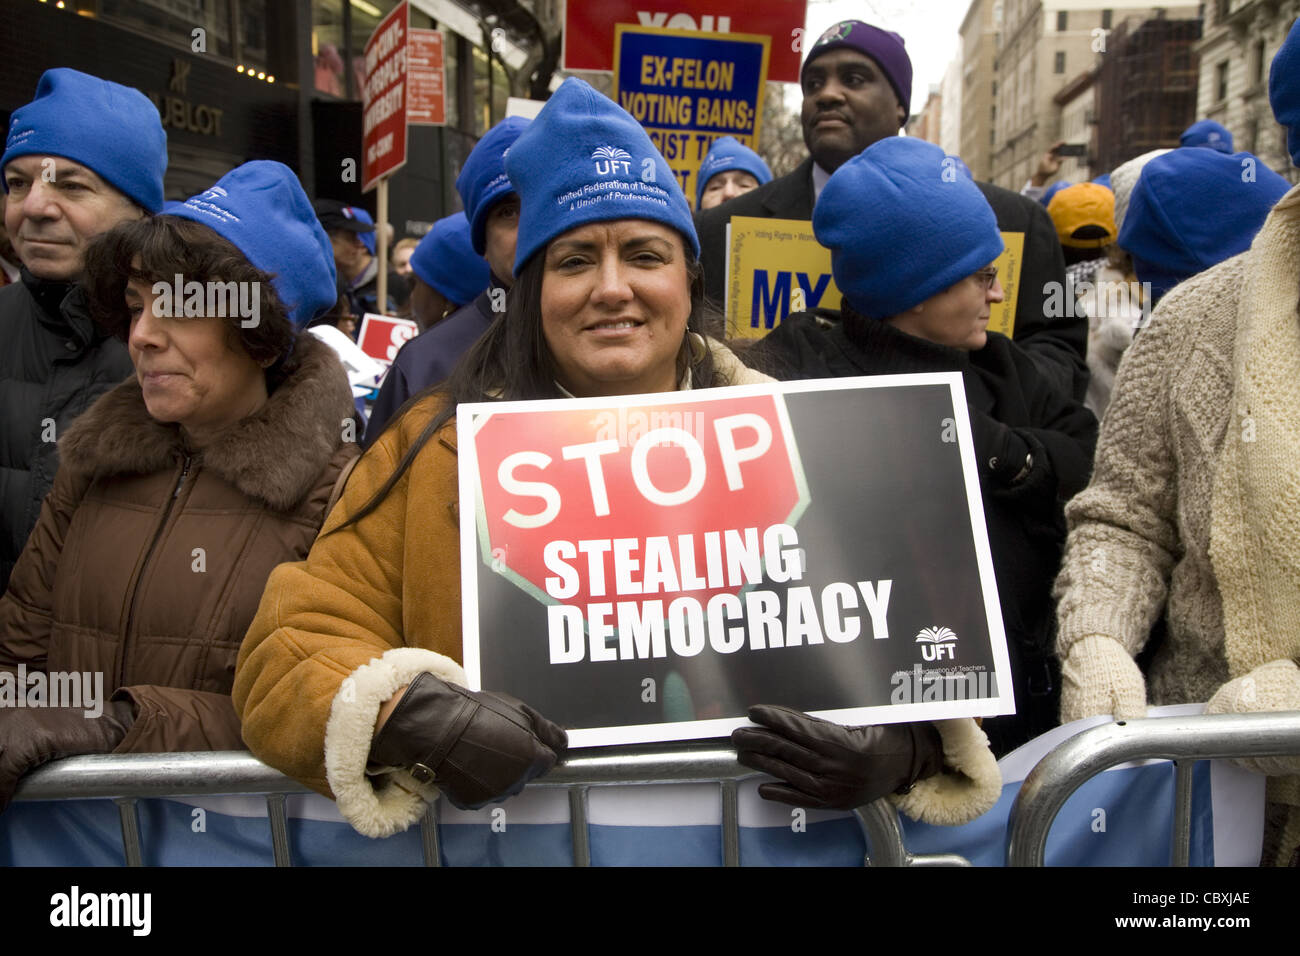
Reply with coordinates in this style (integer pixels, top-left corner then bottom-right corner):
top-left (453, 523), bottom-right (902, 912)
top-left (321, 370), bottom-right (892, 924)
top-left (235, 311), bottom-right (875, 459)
top-left (265, 792), bottom-right (293, 867)
top-left (720, 780), bottom-right (740, 867)
top-left (114, 797), bottom-right (143, 867)
top-left (569, 786), bottom-right (591, 867)
top-left (1171, 759), bottom-right (1194, 868)
top-left (419, 801), bottom-right (443, 866)
top-left (854, 800), bottom-right (907, 867)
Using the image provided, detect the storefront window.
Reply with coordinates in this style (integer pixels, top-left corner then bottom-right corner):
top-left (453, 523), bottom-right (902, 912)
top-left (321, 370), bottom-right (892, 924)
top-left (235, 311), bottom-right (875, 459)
top-left (239, 0), bottom-right (268, 71)
top-left (312, 0), bottom-right (346, 97)
top-left (471, 43), bottom-right (509, 136)
top-left (101, 0), bottom-right (236, 60)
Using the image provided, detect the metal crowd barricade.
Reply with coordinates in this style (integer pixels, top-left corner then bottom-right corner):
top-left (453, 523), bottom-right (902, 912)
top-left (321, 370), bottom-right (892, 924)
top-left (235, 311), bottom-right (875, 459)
top-left (1005, 711), bottom-right (1300, 867)
top-left (11, 741), bottom-right (965, 867)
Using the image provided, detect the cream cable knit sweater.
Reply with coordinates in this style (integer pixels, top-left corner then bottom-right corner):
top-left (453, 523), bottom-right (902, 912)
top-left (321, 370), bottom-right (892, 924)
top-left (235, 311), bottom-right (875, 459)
top-left (1054, 184), bottom-right (1300, 820)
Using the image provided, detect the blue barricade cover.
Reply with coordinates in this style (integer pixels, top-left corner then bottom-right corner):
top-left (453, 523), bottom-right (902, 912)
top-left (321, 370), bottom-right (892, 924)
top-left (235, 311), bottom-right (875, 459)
top-left (0, 705), bottom-right (1265, 866)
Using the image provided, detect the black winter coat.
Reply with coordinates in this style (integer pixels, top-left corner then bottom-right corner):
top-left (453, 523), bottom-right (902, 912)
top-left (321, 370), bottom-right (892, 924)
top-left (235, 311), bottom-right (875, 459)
top-left (695, 157), bottom-right (1089, 402)
top-left (0, 269), bottom-right (133, 591)
top-left (752, 311), bottom-right (1099, 754)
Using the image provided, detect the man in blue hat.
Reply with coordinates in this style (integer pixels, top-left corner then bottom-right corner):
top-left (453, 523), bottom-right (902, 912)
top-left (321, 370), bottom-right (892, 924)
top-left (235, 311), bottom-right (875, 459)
top-left (0, 69), bottom-right (163, 592)
top-left (314, 199), bottom-right (409, 317)
top-left (695, 19), bottom-right (1086, 401)
top-left (364, 116), bottom-right (529, 445)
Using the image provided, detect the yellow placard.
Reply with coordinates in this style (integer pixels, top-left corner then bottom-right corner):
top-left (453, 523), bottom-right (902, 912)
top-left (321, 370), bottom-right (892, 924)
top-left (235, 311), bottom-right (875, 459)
top-left (725, 217), bottom-right (841, 340)
top-left (726, 217), bottom-right (1024, 340)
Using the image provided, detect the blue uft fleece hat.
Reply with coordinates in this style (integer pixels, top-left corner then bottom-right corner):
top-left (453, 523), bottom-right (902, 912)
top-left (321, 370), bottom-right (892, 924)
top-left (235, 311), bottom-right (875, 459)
top-left (695, 136), bottom-right (772, 207)
top-left (1039, 179), bottom-right (1070, 208)
top-left (455, 116), bottom-right (530, 255)
top-left (1270, 18), bottom-right (1300, 166)
top-left (2, 68), bottom-right (167, 213)
top-left (352, 206), bottom-right (377, 255)
top-left (165, 161), bottom-right (338, 328)
top-left (814, 137), bottom-right (1003, 320)
top-left (506, 77), bottom-right (699, 275)
top-left (410, 212), bottom-right (490, 307)
top-left (1119, 148), bottom-right (1289, 303)
top-left (1180, 119), bottom-right (1234, 153)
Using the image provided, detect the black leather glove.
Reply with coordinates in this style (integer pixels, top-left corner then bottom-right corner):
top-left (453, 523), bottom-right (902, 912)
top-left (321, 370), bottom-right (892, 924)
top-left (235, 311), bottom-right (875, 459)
top-left (967, 405), bottom-right (1033, 485)
top-left (367, 672), bottom-right (568, 810)
top-left (0, 700), bottom-right (135, 813)
top-left (732, 705), bottom-right (944, 810)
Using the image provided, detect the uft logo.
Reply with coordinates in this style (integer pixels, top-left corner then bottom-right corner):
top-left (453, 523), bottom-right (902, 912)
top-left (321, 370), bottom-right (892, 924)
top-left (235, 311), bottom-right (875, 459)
top-left (200, 185), bottom-right (228, 200)
top-left (593, 145), bottom-right (633, 176)
top-left (915, 625), bottom-right (958, 661)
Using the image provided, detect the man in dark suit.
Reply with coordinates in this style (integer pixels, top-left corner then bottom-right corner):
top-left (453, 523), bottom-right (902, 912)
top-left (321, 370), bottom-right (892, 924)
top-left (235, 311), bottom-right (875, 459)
top-left (696, 20), bottom-right (1087, 401)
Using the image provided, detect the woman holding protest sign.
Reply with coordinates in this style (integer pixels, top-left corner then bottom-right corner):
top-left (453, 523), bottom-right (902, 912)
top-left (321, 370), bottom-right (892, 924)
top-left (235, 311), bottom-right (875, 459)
top-left (0, 162), bottom-right (357, 810)
top-left (750, 137), bottom-right (1099, 755)
top-left (234, 79), bottom-right (1001, 841)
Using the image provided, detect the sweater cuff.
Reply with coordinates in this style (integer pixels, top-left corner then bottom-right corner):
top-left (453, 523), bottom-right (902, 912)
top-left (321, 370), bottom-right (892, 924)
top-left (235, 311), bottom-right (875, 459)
top-left (888, 718), bottom-right (1002, 826)
top-left (1056, 603), bottom-right (1153, 659)
top-left (324, 647), bottom-right (467, 838)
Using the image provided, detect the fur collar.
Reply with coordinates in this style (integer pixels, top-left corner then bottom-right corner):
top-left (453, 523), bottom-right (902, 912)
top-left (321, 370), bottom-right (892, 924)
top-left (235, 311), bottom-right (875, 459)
top-left (60, 333), bottom-right (356, 512)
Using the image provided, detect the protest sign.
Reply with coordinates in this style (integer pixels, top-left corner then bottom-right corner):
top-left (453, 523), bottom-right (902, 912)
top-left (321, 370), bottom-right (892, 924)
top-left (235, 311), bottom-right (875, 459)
top-left (612, 26), bottom-right (769, 203)
top-left (563, 0), bottom-right (806, 83)
top-left (356, 312), bottom-right (418, 365)
top-left (361, 1), bottom-right (409, 191)
top-left (726, 217), bottom-right (841, 339)
top-left (725, 218), bottom-right (1024, 338)
top-left (458, 377), bottom-right (1014, 748)
top-left (406, 28), bottom-right (446, 126)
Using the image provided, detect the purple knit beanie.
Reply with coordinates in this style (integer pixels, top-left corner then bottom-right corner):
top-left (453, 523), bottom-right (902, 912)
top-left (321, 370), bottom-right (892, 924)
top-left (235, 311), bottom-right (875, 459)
top-left (801, 20), bottom-right (912, 112)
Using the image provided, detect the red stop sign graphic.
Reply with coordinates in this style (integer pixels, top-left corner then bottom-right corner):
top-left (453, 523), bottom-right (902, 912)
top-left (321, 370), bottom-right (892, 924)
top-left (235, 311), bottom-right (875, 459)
top-left (471, 393), bottom-right (807, 613)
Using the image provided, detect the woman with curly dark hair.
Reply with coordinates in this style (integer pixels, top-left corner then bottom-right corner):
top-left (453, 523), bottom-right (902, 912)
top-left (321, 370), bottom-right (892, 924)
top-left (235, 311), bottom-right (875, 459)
top-left (0, 162), bottom-right (358, 810)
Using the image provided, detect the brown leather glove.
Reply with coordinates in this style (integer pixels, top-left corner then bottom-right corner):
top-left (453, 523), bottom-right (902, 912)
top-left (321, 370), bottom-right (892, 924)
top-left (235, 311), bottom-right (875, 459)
top-left (732, 705), bottom-right (944, 810)
top-left (0, 700), bottom-right (135, 813)
top-left (367, 672), bottom-right (568, 811)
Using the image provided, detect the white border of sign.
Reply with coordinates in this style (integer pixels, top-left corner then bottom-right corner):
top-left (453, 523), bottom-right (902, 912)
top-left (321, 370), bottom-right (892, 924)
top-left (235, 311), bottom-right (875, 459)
top-left (457, 373), bottom-right (1015, 748)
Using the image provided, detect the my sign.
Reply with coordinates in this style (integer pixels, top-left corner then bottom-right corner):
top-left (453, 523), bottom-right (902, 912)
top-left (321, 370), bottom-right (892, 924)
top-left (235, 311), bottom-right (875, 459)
top-left (362, 0), bottom-right (409, 191)
top-left (458, 377), bottom-right (1015, 747)
top-left (563, 0), bottom-right (808, 83)
top-left (613, 26), bottom-right (770, 202)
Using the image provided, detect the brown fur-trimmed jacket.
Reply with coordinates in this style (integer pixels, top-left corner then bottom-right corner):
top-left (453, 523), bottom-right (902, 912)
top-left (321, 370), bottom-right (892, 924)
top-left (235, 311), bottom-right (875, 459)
top-left (0, 333), bottom-right (358, 753)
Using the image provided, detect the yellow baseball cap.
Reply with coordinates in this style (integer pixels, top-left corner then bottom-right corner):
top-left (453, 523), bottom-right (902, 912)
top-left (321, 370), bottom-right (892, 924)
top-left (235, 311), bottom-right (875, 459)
top-left (1047, 182), bottom-right (1117, 249)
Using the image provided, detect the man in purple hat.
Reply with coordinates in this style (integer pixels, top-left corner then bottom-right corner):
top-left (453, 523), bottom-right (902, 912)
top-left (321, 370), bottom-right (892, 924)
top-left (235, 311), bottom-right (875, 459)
top-left (696, 19), bottom-right (1085, 401)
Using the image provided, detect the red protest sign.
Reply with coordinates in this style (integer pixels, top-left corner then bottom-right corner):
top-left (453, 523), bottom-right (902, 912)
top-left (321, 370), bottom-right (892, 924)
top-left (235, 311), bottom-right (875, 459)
top-left (459, 378), bottom-right (1016, 748)
top-left (362, 0), bottom-right (409, 191)
top-left (407, 28), bottom-right (446, 126)
top-left (472, 394), bottom-right (805, 614)
top-left (563, 0), bottom-right (807, 84)
top-left (357, 312), bottom-right (418, 364)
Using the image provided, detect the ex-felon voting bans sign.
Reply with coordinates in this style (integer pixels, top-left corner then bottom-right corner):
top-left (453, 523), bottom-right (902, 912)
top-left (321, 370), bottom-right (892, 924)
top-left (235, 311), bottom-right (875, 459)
top-left (458, 377), bottom-right (1015, 747)
top-left (564, 0), bottom-right (807, 83)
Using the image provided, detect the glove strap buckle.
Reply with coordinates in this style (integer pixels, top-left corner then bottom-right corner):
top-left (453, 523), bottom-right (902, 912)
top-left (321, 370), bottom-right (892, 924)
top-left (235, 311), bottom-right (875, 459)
top-left (409, 762), bottom-right (437, 785)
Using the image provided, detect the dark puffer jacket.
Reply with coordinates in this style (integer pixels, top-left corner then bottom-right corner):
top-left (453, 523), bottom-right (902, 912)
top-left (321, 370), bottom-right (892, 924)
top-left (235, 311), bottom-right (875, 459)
top-left (752, 312), bottom-right (1099, 754)
top-left (0, 269), bottom-right (134, 592)
top-left (0, 333), bottom-right (359, 753)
